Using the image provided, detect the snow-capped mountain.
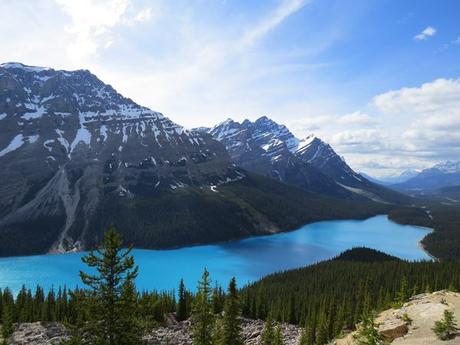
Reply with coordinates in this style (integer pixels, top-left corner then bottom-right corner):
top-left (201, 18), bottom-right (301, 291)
top-left (207, 117), bottom-right (402, 202)
top-left (394, 161), bottom-right (460, 191)
top-left (207, 117), bottom-right (350, 197)
top-left (361, 170), bottom-right (420, 185)
top-left (0, 62), bottom-right (250, 254)
top-left (0, 63), bottom-right (399, 256)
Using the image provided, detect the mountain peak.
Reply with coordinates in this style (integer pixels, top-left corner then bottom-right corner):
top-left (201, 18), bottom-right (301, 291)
top-left (433, 161), bottom-right (460, 173)
top-left (1, 62), bottom-right (52, 73)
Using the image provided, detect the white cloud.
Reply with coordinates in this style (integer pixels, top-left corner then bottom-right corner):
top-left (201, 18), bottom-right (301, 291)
top-left (337, 111), bottom-right (375, 125)
top-left (372, 78), bottom-right (460, 115)
top-left (414, 26), bottom-right (436, 40)
top-left (54, 0), bottom-right (153, 63)
top-left (241, 0), bottom-right (308, 47)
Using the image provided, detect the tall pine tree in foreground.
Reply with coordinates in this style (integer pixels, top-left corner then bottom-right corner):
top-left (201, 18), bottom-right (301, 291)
top-left (192, 269), bottom-right (215, 345)
top-left (177, 278), bottom-right (189, 321)
top-left (73, 227), bottom-right (141, 345)
top-left (220, 277), bottom-right (243, 345)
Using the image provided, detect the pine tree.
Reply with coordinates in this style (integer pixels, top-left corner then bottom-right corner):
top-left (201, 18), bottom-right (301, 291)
top-left (220, 277), bottom-right (243, 345)
top-left (353, 313), bottom-right (384, 345)
top-left (177, 279), bottom-right (188, 321)
top-left (315, 314), bottom-right (329, 345)
top-left (261, 315), bottom-right (275, 345)
top-left (273, 325), bottom-right (285, 345)
top-left (432, 309), bottom-right (459, 340)
top-left (1, 300), bottom-right (14, 345)
top-left (298, 325), bottom-right (314, 345)
top-left (75, 227), bottom-right (141, 345)
top-left (192, 269), bottom-right (215, 345)
top-left (395, 277), bottom-right (409, 306)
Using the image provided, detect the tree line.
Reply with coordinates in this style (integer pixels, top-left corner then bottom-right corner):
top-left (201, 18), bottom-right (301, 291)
top-left (1, 232), bottom-right (459, 345)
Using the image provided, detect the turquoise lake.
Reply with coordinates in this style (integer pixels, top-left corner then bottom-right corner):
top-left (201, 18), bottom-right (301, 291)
top-left (0, 215), bottom-right (432, 294)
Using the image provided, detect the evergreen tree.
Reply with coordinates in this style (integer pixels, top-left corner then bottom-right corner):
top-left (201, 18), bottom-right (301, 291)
top-left (353, 313), bottom-right (384, 345)
top-left (315, 314), bottom-right (329, 345)
top-left (261, 315), bottom-right (275, 345)
top-left (395, 277), bottom-right (409, 306)
top-left (212, 316), bottom-right (224, 345)
top-left (192, 269), bottom-right (215, 345)
top-left (298, 325), bottom-right (314, 345)
top-left (76, 227), bottom-right (141, 345)
top-left (177, 279), bottom-right (188, 321)
top-left (220, 277), bottom-right (243, 345)
top-left (432, 309), bottom-right (459, 340)
top-left (1, 301), bottom-right (13, 345)
top-left (273, 325), bottom-right (285, 345)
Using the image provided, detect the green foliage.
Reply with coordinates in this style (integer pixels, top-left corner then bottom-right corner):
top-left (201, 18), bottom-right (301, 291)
top-left (353, 313), bottom-right (384, 345)
top-left (261, 315), bottom-right (275, 345)
top-left (74, 227), bottom-right (142, 345)
top-left (401, 313), bottom-right (412, 325)
top-left (177, 279), bottom-right (190, 321)
top-left (1, 291), bottom-right (14, 345)
top-left (192, 269), bottom-right (215, 345)
top-left (389, 203), bottom-right (460, 260)
top-left (432, 310), bottom-right (459, 341)
top-left (241, 248), bottom-right (460, 343)
top-left (220, 277), bottom-right (243, 345)
top-left (273, 325), bottom-right (285, 345)
top-left (298, 325), bottom-right (314, 345)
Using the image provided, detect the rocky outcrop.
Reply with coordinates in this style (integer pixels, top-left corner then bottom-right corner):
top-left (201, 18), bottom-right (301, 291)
top-left (335, 290), bottom-right (460, 345)
top-left (8, 322), bottom-right (69, 345)
top-left (7, 318), bottom-right (301, 345)
top-left (145, 318), bottom-right (301, 345)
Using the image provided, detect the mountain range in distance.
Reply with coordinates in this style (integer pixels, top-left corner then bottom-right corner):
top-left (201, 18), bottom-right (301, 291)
top-left (0, 62), bottom-right (405, 256)
top-left (363, 161), bottom-right (460, 193)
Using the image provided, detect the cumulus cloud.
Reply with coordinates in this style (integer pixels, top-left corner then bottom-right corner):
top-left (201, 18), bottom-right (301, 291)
top-left (414, 26), bottom-right (436, 40)
top-left (337, 111), bottom-right (375, 125)
top-left (54, 0), bottom-right (153, 63)
top-left (372, 78), bottom-right (460, 115)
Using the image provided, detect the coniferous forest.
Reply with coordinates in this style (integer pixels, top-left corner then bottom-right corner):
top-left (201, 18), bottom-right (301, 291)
top-left (1, 232), bottom-right (460, 345)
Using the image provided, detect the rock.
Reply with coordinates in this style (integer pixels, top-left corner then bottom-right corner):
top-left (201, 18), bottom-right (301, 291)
top-left (9, 322), bottom-right (69, 345)
top-left (378, 318), bottom-right (408, 340)
top-left (336, 291), bottom-right (460, 345)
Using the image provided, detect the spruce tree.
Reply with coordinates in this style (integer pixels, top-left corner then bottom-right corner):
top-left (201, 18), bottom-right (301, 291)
top-left (273, 325), bottom-right (285, 345)
top-left (261, 315), bottom-right (275, 345)
top-left (353, 313), bottom-right (383, 345)
top-left (298, 325), bottom-right (314, 345)
top-left (76, 227), bottom-right (141, 345)
top-left (192, 269), bottom-right (215, 345)
top-left (1, 301), bottom-right (13, 345)
top-left (220, 277), bottom-right (243, 345)
top-left (432, 309), bottom-right (459, 340)
top-left (177, 279), bottom-right (188, 321)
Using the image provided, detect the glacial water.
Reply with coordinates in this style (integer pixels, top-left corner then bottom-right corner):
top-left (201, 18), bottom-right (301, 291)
top-left (0, 215), bottom-right (431, 293)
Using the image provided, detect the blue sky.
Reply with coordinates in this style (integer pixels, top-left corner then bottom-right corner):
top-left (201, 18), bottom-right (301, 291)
top-left (1, 0), bottom-right (459, 177)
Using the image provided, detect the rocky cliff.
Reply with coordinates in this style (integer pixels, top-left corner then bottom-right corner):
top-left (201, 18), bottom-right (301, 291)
top-left (336, 290), bottom-right (460, 345)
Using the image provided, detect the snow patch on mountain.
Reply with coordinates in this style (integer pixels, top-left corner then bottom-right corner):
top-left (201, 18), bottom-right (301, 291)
top-left (0, 134), bottom-right (25, 157)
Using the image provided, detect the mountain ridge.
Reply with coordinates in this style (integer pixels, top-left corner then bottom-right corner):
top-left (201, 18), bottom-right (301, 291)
top-left (207, 116), bottom-right (407, 204)
top-left (0, 62), bottom-right (392, 256)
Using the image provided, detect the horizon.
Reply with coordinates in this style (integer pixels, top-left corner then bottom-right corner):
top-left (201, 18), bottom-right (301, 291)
top-left (1, 0), bottom-right (459, 177)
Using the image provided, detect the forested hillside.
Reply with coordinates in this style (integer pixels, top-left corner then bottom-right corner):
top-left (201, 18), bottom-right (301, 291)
top-left (241, 248), bottom-right (460, 343)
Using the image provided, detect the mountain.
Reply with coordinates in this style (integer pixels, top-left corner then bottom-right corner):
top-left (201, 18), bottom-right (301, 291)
top-left (393, 161), bottom-right (460, 191)
top-left (207, 117), bottom-right (405, 203)
top-left (360, 170), bottom-right (420, 186)
top-left (0, 63), bottom-right (389, 256)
